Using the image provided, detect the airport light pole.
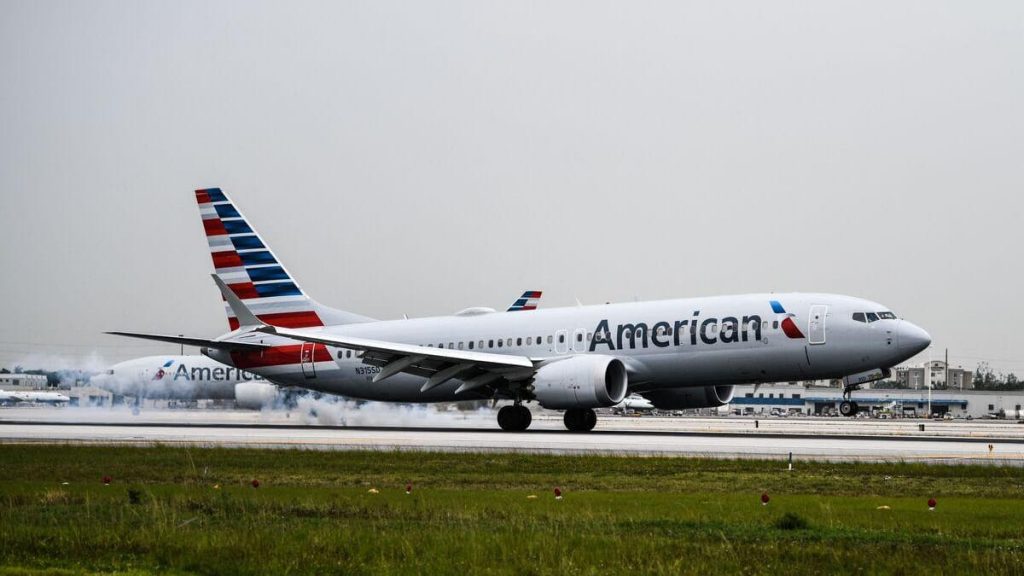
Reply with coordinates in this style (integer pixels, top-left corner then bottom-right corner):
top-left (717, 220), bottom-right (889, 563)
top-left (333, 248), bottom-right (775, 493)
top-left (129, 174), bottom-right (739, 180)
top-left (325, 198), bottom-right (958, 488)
top-left (927, 347), bottom-right (933, 417)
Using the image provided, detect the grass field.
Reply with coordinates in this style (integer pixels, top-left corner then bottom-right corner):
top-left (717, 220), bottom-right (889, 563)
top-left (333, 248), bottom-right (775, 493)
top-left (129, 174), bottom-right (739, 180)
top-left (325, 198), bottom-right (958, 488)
top-left (1, 445), bottom-right (1023, 575)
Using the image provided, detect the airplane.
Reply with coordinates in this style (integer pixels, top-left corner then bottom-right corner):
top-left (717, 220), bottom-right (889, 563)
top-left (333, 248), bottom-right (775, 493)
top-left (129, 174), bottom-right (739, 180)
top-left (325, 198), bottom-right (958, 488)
top-left (110, 188), bottom-right (932, 432)
top-left (96, 290), bottom-right (541, 409)
top-left (612, 393), bottom-right (655, 414)
top-left (0, 390), bottom-right (70, 406)
top-left (90, 356), bottom-right (278, 409)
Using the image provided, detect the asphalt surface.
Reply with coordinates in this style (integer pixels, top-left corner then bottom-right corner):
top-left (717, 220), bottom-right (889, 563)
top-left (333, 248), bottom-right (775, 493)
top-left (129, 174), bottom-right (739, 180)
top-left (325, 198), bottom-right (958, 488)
top-left (2, 406), bottom-right (1023, 464)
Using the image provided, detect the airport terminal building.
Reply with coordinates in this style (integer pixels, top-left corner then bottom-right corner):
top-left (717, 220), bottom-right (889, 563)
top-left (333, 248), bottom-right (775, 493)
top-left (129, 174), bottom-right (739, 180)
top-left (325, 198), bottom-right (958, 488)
top-left (729, 383), bottom-right (1024, 419)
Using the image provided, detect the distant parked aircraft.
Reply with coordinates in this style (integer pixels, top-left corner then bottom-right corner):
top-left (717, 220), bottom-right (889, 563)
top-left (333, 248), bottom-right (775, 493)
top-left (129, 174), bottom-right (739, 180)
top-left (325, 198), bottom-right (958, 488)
top-left (612, 393), bottom-right (655, 414)
top-left (0, 390), bottom-right (70, 405)
top-left (91, 356), bottom-right (277, 409)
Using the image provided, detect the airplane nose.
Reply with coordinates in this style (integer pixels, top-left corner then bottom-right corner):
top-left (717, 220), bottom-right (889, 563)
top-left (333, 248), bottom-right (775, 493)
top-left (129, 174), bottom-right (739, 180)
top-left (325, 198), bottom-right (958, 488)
top-left (898, 321), bottom-right (932, 357)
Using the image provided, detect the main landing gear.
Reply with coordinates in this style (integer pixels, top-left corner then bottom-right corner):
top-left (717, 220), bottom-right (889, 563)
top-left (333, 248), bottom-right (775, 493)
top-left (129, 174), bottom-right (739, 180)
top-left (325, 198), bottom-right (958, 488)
top-left (564, 408), bottom-right (597, 432)
top-left (497, 404), bottom-right (532, 431)
top-left (839, 384), bottom-right (861, 417)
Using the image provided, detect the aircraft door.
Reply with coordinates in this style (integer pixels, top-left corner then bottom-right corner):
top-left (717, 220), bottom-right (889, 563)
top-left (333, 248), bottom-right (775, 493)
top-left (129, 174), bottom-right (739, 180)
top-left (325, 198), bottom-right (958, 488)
top-left (572, 328), bottom-right (587, 353)
top-left (808, 305), bottom-right (828, 345)
top-left (555, 330), bottom-right (569, 354)
top-left (300, 342), bottom-right (317, 378)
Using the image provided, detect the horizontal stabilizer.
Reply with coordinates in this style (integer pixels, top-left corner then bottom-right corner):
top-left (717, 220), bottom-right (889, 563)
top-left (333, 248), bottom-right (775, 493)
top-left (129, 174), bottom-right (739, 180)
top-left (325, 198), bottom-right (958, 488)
top-left (105, 331), bottom-right (268, 351)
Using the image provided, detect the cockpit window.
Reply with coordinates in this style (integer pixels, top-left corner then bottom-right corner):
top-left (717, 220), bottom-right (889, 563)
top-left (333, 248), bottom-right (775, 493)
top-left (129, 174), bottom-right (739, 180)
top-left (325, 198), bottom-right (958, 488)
top-left (878, 311), bottom-right (897, 320)
top-left (865, 312), bottom-right (880, 323)
top-left (106, 369), bottom-right (114, 375)
top-left (852, 312), bottom-right (866, 323)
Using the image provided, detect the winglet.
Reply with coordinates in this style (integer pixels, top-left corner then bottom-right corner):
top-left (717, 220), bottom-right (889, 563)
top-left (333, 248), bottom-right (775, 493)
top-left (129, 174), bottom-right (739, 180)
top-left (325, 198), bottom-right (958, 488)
top-left (507, 291), bottom-right (542, 312)
top-left (211, 274), bottom-right (264, 329)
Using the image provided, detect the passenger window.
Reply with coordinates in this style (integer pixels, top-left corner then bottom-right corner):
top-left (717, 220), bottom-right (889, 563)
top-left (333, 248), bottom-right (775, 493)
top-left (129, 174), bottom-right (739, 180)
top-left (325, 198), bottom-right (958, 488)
top-left (337, 351), bottom-right (343, 359)
top-left (468, 341), bottom-right (474, 350)
top-left (479, 340), bottom-right (484, 349)
top-left (852, 313), bottom-right (866, 323)
top-left (772, 321), bottom-right (779, 330)
top-left (762, 321), bottom-right (768, 331)
top-left (448, 343), bottom-right (454, 349)
top-left (587, 332), bottom-right (593, 341)
top-left (527, 337), bottom-right (533, 345)
top-left (866, 312), bottom-right (879, 323)
top-left (507, 338), bottom-right (513, 347)
top-left (497, 340), bottom-right (503, 348)
top-left (558, 334), bottom-right (565, 343)
top-left (547, 335), bottom-right (553, 344)
top-left (517, 337), bottom-right (522, 346)
top-left (488, 340), bottom-right (494, 348)
top-left (537, 335), bottom-right (542, 343)
top-left (438, 343), bottom-right (443, 348)
top-left (576, 333), bottom-right (583, 342)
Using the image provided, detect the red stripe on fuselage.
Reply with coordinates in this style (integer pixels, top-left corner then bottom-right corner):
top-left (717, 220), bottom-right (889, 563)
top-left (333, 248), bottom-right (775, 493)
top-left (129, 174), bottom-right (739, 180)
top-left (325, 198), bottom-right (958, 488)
top-left (227, 310), bottom-right (323, 331)
top-left (230, 343), bottom-right (332, 369)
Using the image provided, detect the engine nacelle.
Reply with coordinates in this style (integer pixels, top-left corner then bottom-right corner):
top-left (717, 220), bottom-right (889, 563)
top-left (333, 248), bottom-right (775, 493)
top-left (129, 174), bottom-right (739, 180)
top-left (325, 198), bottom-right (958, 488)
top-left (642, 385), bottom-right (735, 410)
top-left (531, 355), bottom-right (628, 409)
top-left (234, 382), bottom-right (279, 410)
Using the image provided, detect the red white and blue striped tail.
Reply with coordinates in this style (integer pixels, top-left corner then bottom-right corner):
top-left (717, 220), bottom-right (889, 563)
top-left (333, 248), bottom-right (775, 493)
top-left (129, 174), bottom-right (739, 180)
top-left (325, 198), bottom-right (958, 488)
top-left (507, 291), bottom-right (542, 312)
top-left (195, 188), bottom-right (373, 330)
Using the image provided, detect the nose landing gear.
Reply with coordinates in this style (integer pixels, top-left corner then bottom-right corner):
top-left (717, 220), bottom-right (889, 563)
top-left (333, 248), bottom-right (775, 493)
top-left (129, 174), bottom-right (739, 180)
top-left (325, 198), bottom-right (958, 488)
top-left (839, 384), bottom-right (861, 417)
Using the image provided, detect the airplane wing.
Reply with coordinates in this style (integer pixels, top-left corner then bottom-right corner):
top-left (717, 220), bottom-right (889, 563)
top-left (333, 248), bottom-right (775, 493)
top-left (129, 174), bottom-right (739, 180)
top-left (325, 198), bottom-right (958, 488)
top-left (105, 331), bottom-right (269, 351)
top-left (260, 325), bottom-right (539, 395)
top-left (507, 291), bottom-right (542, 312)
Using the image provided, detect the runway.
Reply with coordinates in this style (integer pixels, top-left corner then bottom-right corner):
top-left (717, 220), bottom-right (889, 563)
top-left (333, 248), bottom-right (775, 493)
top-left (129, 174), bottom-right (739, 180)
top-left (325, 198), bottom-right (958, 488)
top-left (2, 407), bottom-right (1023, 464)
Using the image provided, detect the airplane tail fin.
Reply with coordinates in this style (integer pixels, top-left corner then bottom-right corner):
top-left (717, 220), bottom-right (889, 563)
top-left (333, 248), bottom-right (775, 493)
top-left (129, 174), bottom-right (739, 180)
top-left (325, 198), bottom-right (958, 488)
top-left (195, 187), bottom-right (374, 330)
top-left (507, 291), bottom-right (542, 312)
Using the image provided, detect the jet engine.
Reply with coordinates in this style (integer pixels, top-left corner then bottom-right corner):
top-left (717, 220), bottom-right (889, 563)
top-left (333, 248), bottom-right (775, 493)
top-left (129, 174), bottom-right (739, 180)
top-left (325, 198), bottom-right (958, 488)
top-left (234, 382), bottom-right (279, 410)
top-left (641, 385), bottom-right (735, 410)
top-left (531, 355), bottom-right (628, 409)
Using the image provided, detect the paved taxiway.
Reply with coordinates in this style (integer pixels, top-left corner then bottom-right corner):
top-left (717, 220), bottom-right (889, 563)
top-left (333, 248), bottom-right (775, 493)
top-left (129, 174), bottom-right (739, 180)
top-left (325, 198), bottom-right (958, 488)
top-left (2, 407), bottom-right (1023, 464)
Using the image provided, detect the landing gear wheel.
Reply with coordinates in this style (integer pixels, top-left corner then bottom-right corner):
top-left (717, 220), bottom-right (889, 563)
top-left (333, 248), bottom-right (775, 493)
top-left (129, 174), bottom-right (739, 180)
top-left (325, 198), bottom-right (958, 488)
top-left (564, 408), bottom-right (598, 432)
top-left (497, 405), bottom-right (532, 431)
top-left (514, 405), bottom-right (532, 430)
top-left (839, 401), bottom-right (859, 417)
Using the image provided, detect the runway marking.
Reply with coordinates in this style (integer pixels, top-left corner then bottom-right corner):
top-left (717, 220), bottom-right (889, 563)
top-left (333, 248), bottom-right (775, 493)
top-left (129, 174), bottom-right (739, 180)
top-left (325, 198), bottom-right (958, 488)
top-left (2, 420), bottom-right (1023, 444)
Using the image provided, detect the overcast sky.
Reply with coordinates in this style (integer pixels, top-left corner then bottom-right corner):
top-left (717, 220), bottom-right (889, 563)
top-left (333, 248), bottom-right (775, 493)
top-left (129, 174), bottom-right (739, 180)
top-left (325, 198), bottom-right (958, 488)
top-left (1, 1), bottom-right (1021, 373)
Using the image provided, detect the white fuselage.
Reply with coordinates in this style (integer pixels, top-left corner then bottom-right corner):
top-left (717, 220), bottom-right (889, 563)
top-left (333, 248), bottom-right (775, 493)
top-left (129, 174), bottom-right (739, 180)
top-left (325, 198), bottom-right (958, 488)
top-left (92, 355), bottom-right (267, 400)
top-left (0, 390), bottom-right (70, 405)
top-left (208, 292), bottom-right (931, 403)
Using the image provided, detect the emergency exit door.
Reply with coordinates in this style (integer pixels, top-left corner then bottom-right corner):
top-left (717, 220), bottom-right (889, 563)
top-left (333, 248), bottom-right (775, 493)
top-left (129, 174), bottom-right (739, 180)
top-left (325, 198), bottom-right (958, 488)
top-left (300, 342), bottom-right (317, 378)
